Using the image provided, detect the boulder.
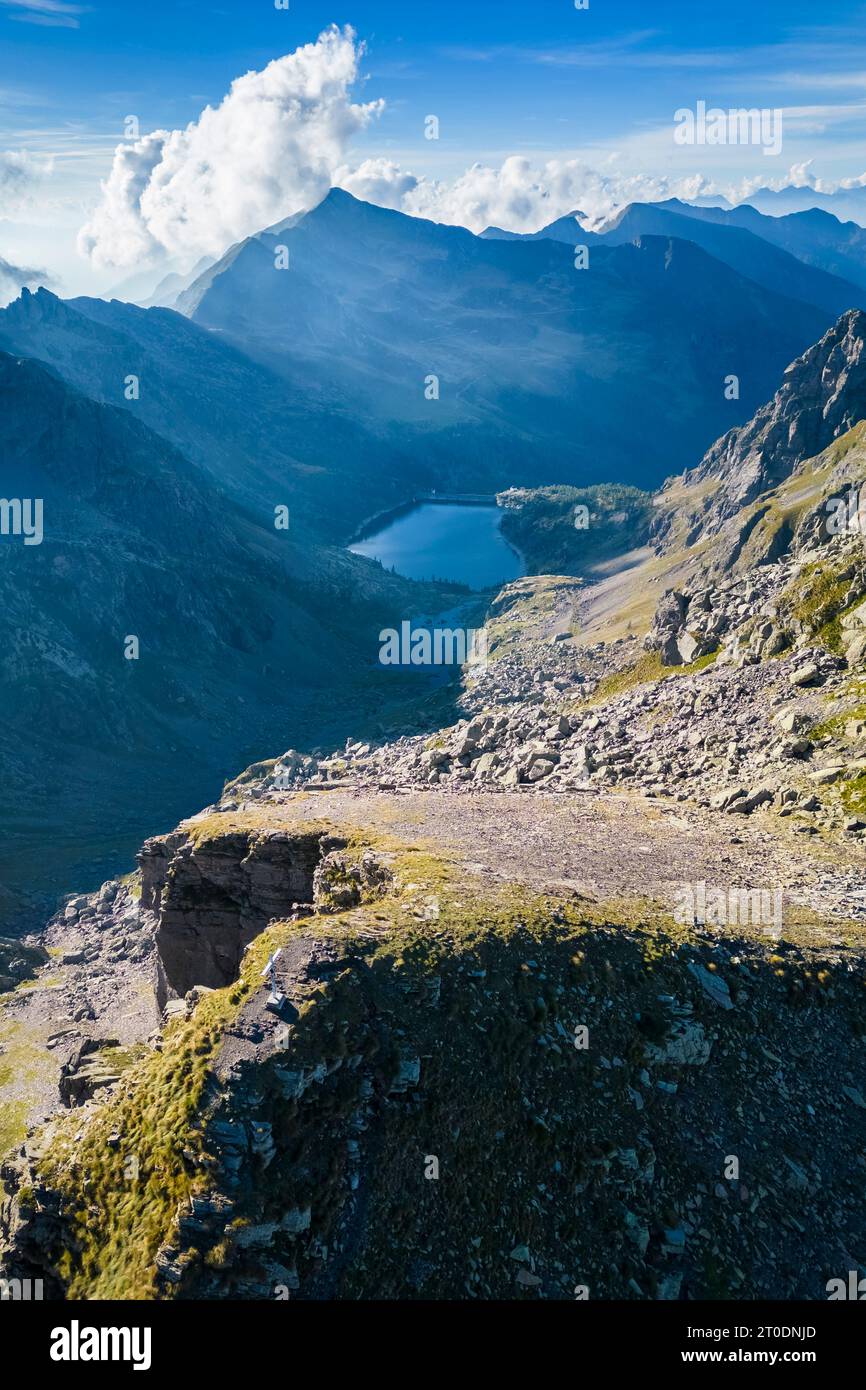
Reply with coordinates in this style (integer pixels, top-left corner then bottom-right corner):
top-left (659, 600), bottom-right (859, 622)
top-left (645, 590), bottom-right (689, 666)
top-left (789, 662), bottom-right (822, 688)
top-left (841, 600), bottom-right (866, 664)
top-left (676, 631), bottom-right (703, 664)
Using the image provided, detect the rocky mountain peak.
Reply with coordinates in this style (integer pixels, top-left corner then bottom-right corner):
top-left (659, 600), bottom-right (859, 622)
top-left (662, 308), bottom-right (866, 540)
top-left (6, 285), bottom-right (64, 322)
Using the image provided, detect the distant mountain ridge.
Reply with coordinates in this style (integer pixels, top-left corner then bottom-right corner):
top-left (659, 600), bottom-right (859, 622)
top-left (729, 183), bottom-right (866, 225)
top-left (173, 187), bottom-right (836, 490)
top-left (483, 200), bottom-right (866, 319)
top-left (655, 199), bottom-right (866, 295)
top-left (0, 287), bottom-right (423, 541)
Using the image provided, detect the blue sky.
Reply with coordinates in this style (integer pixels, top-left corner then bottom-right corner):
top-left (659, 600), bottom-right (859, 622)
top-left (5, 0), bottom-right (865, 152)
top-left (2, 1), bottom-right (866, 293)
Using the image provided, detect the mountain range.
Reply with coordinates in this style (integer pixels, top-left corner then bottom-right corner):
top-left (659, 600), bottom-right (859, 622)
top-left (3, 186), bottom-right (866, 926)
top-left (655, 199), bottom-right (866, 294)
top-left (722, 182), bottom-right (866, 225)
top-left (2, 191), bottom-right (854, 525)
top-left (483, 200), bottom-right (866, 319)
top-left (171, 188), bottom-right (836, 490)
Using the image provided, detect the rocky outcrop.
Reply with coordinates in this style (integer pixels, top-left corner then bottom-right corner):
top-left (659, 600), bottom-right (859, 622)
top-left (841, 599), bottom-right (866, 664)
top-left (655, 308), bottom-right (866, 545)
top-left (58, 1039), bottom-right (122, 1108)
top-left (312, 843), bottom-right (395, 913)
top-left (141, 827), bottom-right (332, 1006)
top-left (0, 937), bottom-right (48, 994)
top-left (645, 590), bottom-right (687, 664)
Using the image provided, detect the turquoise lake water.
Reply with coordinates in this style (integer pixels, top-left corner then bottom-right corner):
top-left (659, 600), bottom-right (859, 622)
top-left (349, 502), bottom-right (524, 590)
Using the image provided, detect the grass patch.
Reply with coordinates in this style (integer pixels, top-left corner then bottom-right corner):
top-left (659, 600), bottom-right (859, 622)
top-left (0, 1100), bottom-right (26, 1159)
top-left (15, 974), bottom-right (61, 993)
top-left (813, 702), bottom-right (866, 741)
top-left (841, 773), bottom-right (866, 818)
top-left (785, 563), bottom-right (862, 654)
top-left (0, 1025), bottom-right (57, 1160)
top-left (34, 948), bottom-right (269, 1299)
top-left (584, 648), bottom-right (718, 706)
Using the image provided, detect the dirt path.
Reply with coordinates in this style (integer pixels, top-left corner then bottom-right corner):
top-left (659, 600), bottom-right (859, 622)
top-left (265, 784), bottom-right (866, 941)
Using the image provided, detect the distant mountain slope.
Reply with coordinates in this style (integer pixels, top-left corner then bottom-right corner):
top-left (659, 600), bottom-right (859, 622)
top-left (0, 349), bottom-right (464, 926)
top-left (657, 199), bottom-right (866, 294)
top-left (176, 189), bottom-right (835, 489)
top-left (506, 310), bottom-right (866, 655)
top-left (0, 288), bottom-right (422, 541)
top-left (484, 201), bottom-right (866, 318)
top-left (727, 184), bottom-right (866, 226)
top-left (138, 256), bottom-right (213, 308)
top-left (653, 308), bottom-right (866, 545)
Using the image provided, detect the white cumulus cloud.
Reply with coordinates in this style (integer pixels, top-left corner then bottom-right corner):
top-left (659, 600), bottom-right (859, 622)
top-left (336, 154), bottom-right (866, 233)
top-left (0, 149), bottom-right (52, 217)
top-left (335, 157), bottom-right (421, 209)
top-left (334, 155), bottom-right (723, 233)
top-left (76, 25), bottom-right (866, 273)
top-left (78, 25), bottom-right (384, 270)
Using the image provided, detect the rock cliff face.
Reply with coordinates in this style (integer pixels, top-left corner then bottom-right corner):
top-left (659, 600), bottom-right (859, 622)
top-left (655, 309), bottom-right (866, 544)
top-left (634, 310), bottom-right (866, 678)
top-left (141, 828), bottom-right (330, 1004)
top-left (2, 831), bottom-right (865, 1301)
